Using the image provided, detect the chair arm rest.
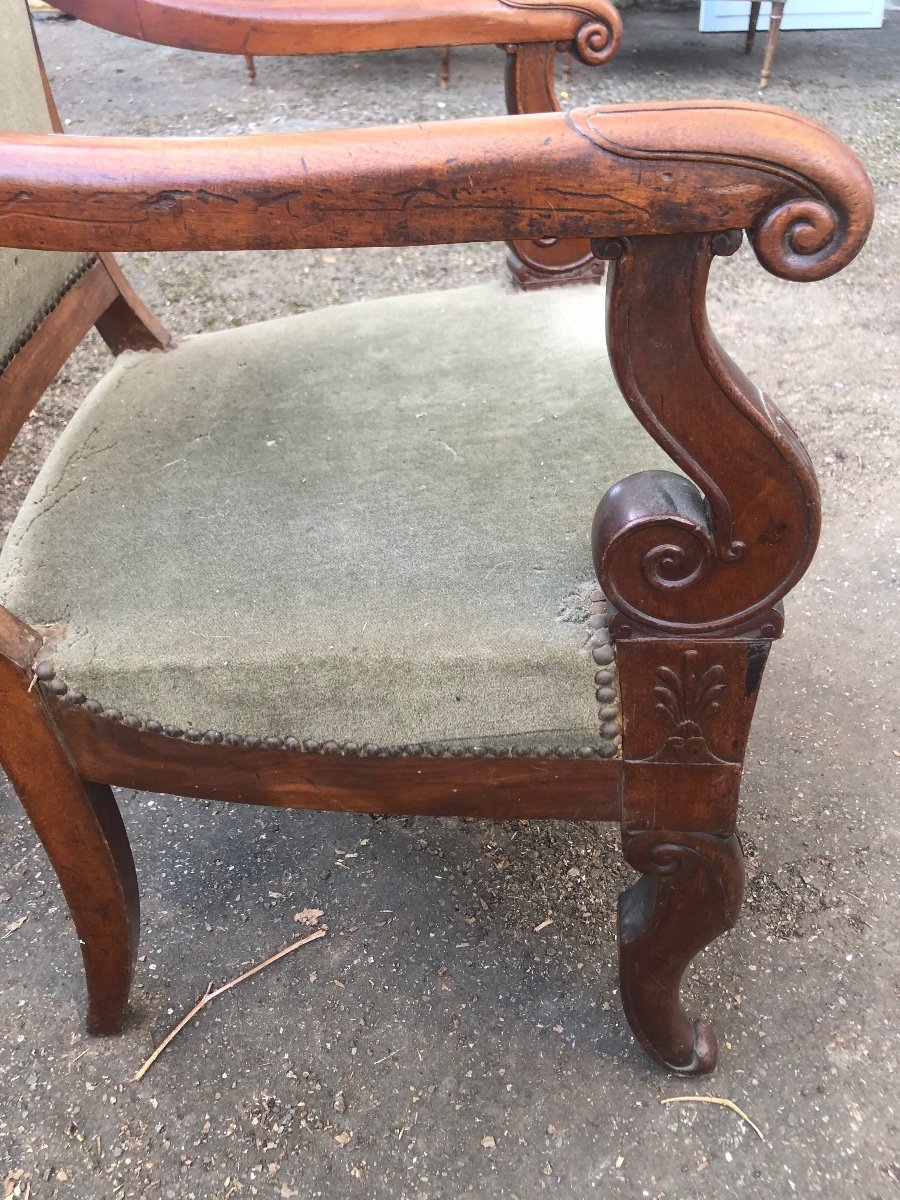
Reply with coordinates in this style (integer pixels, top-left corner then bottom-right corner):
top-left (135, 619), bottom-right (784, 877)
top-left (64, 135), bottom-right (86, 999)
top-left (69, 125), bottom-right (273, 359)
top-left (0, 102), bottom-right (872, 280)
top-left (50, 0), bottom-right (621, 62)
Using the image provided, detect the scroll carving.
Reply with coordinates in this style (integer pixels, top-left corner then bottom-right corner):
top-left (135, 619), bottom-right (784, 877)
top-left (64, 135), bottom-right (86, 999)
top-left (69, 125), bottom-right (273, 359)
top-left (592, 230), bottom-right (822, 636)
top-left (570, 103), bottom-right (873, 284)
top-left (619, 830), bottom-right (745, 1074)
top-left (752, 196), bottom-right (851, 282)
top-left (0, 103), bottom-right (873, 262)
top-left (500, 0), bottom-right (621, 65)
top-left (573, 17), bottom-right (619, 65)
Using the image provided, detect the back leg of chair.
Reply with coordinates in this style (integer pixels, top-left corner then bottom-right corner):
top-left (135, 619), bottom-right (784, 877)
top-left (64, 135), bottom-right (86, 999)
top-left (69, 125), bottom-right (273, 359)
top-left (0, 620), bottom-right (138, 1035)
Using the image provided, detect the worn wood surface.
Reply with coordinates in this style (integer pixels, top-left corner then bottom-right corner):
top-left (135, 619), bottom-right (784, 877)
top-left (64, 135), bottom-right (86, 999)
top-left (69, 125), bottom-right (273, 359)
top-left (52, 0), bottom-right (622, 289)
top-left (0, 252), bottom-right (170, 464)
top-left (614, 637), bottom-right (770, 1072)
top-left (34, 30), bottom-right (173, 362)
top-left (48, 700), bottom-right (621, 822)
top-left (504, 43), bottom-right (608, 288)
top-left (0, 103), bottom-right (873, 283)
top-left (0, 259), bottom-right (113, 461)
top-left (593, 230), bottom-right (822, 637)
top-left (50, 0), bottom-right (622, 56)
top-left (0, 611), bottom-right (138, 1036)
top-left (619, 829), bottom-right (745, 1075)
top-left (94, 254), bottom-right (172, 354)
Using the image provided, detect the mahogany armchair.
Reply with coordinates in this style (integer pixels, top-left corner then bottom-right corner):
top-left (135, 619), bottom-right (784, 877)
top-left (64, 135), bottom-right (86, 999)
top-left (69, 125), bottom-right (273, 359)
top-left (49, 0), bottom-right (624, 289)
top-left (0, 0), bottom-right (873, 1074)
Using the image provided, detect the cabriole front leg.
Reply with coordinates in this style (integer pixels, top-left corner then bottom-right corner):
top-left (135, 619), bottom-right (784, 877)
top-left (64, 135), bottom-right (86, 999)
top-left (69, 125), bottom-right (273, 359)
top-left (614, 636), bottom-right (771, 1073)
top-left (503, 36), bottom-right (618, 290)
top-left (590, 229), bottom-right (820, 1071)
top-left (619, 825), bottom-right (744, 1074)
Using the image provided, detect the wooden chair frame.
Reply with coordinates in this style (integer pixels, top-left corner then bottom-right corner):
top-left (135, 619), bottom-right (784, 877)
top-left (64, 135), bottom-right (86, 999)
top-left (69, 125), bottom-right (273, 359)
top-left (50, 0), bottom-right (624, 289)
top-left (0, 13), bottom-right (873, 1074)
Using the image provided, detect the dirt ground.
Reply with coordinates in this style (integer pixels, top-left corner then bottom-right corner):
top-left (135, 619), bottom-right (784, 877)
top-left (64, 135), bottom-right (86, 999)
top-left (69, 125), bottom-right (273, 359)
top-left (1, 10), bottom-right (898, 1200)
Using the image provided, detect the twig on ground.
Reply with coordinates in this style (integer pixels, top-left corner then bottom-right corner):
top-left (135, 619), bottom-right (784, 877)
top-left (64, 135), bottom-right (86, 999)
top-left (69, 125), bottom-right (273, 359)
top-left (661, 1095), bottom-right (765, 1141)
top-left (133, 927), bottom-right (327, 1082)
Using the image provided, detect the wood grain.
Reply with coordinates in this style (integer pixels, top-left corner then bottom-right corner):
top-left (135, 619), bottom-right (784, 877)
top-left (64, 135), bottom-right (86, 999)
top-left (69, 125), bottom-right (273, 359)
top-left (619, 830), bottom-right (744, 1075)
top-left (0, 260), bottom-right (116, 463)
top-left (0, 613), bottom-right (138, 1036)
top-left (50, 0), bottom-right (622, 56)
top-left (594, 231), bottom-right (821, 637)
top-left (50, 700), bottom-right (621, 822)
top-left (49, 0), bottom-right (622, 289)
top-left (615, 635), bottom-right (769, 1072)
top-left (0, 103), bottom-right (873, 283)
top-left (504, 42), bottom-right (607, 289)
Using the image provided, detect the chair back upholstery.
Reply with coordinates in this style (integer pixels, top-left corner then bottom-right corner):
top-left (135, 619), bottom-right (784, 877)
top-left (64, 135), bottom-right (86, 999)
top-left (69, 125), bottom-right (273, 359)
top-left (0, 0), bottom-right (90, 368)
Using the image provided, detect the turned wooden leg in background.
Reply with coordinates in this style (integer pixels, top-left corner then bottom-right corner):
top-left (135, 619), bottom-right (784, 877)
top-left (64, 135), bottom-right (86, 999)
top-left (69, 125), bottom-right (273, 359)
top-left (759, 0), bottom-right (786, 89)
top-left (0, 613), bottom-right (139, 1034)
top-left (614, 636), bottom-right (771, 1073)
top-left (745, 0), bottom-right (762, 54)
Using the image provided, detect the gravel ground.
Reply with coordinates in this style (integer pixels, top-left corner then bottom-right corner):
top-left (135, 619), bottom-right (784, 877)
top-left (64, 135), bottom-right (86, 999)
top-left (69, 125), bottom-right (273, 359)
top-left (1, 11), bottom-right (898, 1200)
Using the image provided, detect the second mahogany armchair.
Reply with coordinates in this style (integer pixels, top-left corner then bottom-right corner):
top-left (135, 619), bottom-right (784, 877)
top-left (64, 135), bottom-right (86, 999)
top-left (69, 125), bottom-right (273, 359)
top-left (49, 0), bottom-right (624, 289)
top-left (0, 0), bottom-right (873, 1075)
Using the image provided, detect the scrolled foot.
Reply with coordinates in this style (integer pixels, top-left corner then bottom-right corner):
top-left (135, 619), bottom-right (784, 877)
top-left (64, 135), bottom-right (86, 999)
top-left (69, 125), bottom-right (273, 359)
top-left (618, 831), bottom-right (744, 1075)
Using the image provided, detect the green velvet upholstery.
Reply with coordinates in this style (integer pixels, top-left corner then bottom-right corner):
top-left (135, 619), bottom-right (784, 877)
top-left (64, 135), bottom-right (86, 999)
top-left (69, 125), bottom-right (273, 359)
top-left (0, 284), bottom-right (673, 752)
top-left (0, 0), bottom-right (89, 364)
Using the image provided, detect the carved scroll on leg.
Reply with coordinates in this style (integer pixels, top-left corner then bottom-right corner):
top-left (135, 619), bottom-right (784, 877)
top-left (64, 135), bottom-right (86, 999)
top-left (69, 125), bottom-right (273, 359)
top-left (503, 43), bottom-right (605, 290)
top-left (619, 831), bottom-right (744, 1075)
top-left (593, 232), bottom-right (821, 637)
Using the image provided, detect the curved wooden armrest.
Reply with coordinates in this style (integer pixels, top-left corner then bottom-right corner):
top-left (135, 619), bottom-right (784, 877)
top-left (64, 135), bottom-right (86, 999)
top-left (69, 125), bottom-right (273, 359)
top-left (50, 0), bottom-right (621, 61)
top-left (0, 102), bottom-right (873, 281)
top-left (48, 0), bottom-right (623, 293)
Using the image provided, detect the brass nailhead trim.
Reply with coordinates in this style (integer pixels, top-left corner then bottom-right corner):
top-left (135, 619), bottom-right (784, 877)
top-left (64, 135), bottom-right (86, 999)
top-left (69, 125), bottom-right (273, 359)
top-left (586, 587), bottom-right (622, 755)
top-left (36, 588), bottom-right (621, 760)
top-left (0, 255), bottom-right (99, 377)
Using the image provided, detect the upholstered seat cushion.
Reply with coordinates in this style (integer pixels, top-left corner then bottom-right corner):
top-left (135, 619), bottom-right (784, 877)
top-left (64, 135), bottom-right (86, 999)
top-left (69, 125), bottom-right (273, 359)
top-left (0, 283), bottom-right (671, 754)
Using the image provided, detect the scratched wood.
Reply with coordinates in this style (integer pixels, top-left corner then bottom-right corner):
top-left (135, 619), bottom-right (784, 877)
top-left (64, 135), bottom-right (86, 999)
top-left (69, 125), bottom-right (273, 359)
top-left (0, 104), bottom-right (873, 276)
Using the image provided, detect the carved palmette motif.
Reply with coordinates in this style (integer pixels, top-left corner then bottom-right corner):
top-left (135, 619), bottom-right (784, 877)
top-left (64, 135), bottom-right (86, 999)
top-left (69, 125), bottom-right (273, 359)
top-left (641, 650), bottom-right (727, 765)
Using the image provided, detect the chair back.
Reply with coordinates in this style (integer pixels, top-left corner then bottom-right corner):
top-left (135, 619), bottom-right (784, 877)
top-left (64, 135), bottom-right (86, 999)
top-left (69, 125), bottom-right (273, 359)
top-left (0, 0), bottom-right (90, 369)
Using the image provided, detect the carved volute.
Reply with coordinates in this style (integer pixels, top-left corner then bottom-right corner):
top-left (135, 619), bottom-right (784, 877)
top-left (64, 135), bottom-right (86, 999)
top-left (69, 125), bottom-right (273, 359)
top-left (593, 230), bottom-right (822, 637)
top-left (584, 104), bottom-right (873, 637)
